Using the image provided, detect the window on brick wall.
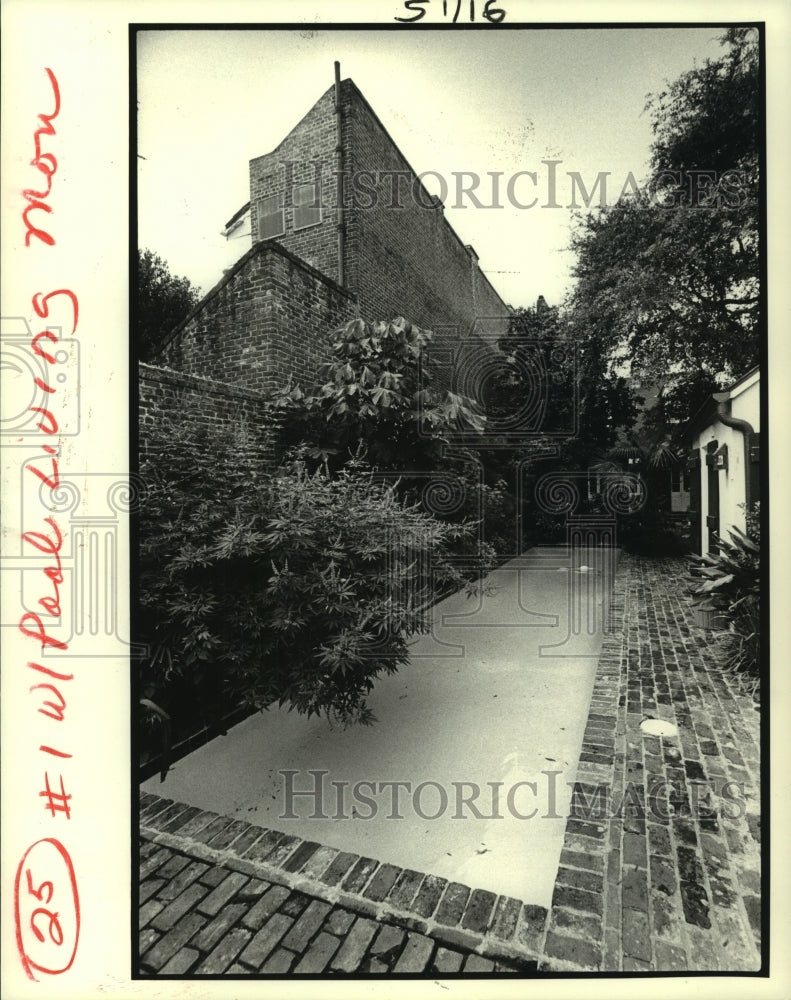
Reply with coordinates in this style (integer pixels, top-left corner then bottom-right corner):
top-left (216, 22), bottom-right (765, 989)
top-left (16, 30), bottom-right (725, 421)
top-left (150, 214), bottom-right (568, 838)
top-left (293, 182), bottom-right (321, 231)
top-left (257, 192), bottom-right (285, 240)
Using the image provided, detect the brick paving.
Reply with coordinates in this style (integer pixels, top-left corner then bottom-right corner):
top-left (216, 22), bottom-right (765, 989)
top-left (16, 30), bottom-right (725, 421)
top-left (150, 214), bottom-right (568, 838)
top-left (541, 553), bottom-right (761, 973)
top-left (138, 553), bottom-right (762, 976)
top-left (138, 806), bottom-right (537, 975)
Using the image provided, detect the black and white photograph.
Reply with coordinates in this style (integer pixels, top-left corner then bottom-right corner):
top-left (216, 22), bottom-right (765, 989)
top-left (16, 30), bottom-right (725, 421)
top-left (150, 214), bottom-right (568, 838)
top-left (5, 4), bottom-right (785, 996)
top-left (133, 22), bottom-right (765, 979)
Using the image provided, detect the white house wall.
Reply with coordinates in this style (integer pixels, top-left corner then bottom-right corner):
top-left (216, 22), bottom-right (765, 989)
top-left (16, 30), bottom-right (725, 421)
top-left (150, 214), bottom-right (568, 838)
top-left (221, 211), bottom-right (252, 275)
top-left (692, 373), bottom-right (759, 554)
top-left (731, 374), bottom-right (760, 432)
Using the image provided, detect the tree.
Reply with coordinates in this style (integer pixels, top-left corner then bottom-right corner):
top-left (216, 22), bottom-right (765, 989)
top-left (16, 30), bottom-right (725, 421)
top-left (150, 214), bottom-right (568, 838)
top-left (492, 300), bottom-right (638, 547)
top-left (270, 317), bottom-right (509, 556)
top-left (271, 316), bottom-right (484, 475)
top-left (568, 29), bottom-right (760, 413)
top-left (136, 248), bottom-right (201, 361)
top-left (497, 301), bottom-right (637, 469)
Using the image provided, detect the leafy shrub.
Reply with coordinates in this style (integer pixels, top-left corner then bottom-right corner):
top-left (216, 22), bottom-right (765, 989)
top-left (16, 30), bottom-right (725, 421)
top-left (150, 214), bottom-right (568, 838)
top-left (478, 477), bottom-right (519, 555)
top-left (740, 500), bottom-right (760, 544)
top-left (690, 524), bottom-right (759, 608)
top-left (523, 506), bottom-right (567, 547)
top-left (269, 316), bottom-right (526, 560)
top-left (718, 596), bottom-right (760, 699)
top-left (270, 316), bottom-right (484, 474)
top-left (139, 420), bottom-right (493, 728)
top-left (618, 510), bottom-right (690, 556)
top-left (689, 524), bottom-right (760, 692)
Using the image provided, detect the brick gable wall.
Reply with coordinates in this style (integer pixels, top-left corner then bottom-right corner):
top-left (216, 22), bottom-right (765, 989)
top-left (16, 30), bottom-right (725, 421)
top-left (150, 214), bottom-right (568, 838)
top-left (246, 77), bottom-right (511, 345)
top-left (156, 242), bottom-right (357, 398)
top-left (249, 86), bottom-right (340, 283)
top-left (343, 81), bottom-right (510, 346)
top-left (151, 76), bottom-right (513, 431)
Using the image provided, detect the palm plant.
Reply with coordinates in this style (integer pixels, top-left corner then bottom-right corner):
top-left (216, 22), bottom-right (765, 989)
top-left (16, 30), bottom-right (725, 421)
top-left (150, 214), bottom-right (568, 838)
top-left (689, 524), bottom-right (760, 693)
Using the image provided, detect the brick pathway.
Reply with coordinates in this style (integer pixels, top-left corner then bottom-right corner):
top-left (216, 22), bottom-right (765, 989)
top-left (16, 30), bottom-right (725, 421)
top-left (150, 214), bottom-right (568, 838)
top-left (541, 553), bottom-right (761, 973)
top-left (139, 797), bottom-right (541, 974)
top-left (138, 553), bottom-right (762, 976)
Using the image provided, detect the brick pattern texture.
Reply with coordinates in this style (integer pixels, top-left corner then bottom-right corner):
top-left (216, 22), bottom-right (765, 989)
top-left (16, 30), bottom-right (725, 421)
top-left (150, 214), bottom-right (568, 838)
top-left (138, 363), bottom-right (273, 461)
top-left (147, 77), bottom-right (516, 464)
top-left (247, 79), bottom-right (511, 346)
top-left (542, 554), bottom-right (761, 972)
top-left (139, 796), bottom-right (541, 976)
top-left (249, 86), bottom-right (340, 282)
top-left (341, 80), bottom-right (510, 347)
top-left (156, 242), bottom-right (357, 399)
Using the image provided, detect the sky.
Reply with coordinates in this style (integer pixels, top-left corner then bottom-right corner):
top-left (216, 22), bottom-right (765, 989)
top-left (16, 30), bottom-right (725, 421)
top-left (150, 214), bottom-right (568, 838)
top-left (137, 26), bottom-right (727, 311)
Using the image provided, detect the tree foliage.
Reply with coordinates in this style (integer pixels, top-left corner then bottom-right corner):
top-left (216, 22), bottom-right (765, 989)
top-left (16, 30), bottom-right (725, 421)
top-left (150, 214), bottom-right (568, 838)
top-left (139, 418), bottom-right (492, 730)
top-left (469, 299), bottom-right (638, 548)
top-left (136, 248), bottom-right (201, 361)
top-left (498, 301), bottom-right (637, 469)
top-left (271, 316), bottom-right (485, 474)
top-left (271, 316), bottom-right (516, 556)
top-left (568, 29), bottom-right (760, 410)
top-left (647, 28), bottom-right (759, 181)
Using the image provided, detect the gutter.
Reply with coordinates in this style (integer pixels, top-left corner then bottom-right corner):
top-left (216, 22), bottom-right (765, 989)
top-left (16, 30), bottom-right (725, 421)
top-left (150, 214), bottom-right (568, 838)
top-left (334, 61), bottom-right (345, 287)
top-left (713, 392), bottom-right (756, 509)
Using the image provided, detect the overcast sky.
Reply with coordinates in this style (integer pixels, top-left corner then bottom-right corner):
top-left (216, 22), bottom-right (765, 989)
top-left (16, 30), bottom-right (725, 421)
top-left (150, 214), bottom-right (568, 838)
top-left (137, 26), bottom-right (726, 311)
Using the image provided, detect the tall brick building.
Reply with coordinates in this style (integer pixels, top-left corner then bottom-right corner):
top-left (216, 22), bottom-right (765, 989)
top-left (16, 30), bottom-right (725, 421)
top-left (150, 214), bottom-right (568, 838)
top-left (243, 71), bottom-right (511, 342)
top-left (141, 67), bottom-right (511, 439)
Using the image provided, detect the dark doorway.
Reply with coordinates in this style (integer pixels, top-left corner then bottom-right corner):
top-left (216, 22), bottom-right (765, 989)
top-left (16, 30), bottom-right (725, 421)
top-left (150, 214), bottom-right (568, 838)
top-left (687, 449), bottom-right (702, 554)
top-left (705, 440), bottom-right (720, 553)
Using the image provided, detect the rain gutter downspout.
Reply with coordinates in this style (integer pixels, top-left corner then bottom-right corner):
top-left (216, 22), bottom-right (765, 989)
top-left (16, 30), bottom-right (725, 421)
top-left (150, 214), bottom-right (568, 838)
top-left (713, 392), bottom-right (755, 509)
top-left (334, 61), bottom-right (345, 287)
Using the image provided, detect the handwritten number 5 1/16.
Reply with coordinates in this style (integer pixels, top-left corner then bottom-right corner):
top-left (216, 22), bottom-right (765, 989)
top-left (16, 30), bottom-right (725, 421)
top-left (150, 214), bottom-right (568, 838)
top-left (396, 0), bottom-right (506, 23)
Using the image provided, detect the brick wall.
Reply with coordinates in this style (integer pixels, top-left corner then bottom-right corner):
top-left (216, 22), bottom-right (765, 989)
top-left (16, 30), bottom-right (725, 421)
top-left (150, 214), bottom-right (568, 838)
top-left (249, 86), bottom-right (340, 282)
top-left (342, 80), bottom-right (510, 347)
top-left (138, 363), bottom-right (274, 461)
top-left (246, 78), bottom-right (511, 343)
top-left (155, 242), bottom-right (357, 397)
top-left (158, 76), bottom-right (513, 419)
